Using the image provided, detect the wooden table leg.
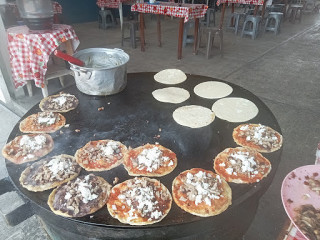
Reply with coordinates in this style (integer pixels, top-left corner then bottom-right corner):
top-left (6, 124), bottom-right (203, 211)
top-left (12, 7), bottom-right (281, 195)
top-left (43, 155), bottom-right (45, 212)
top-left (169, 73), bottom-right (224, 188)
top-left (231, 3), bottom-right (235, 26)
top-left (193, 18), bottom-right (199, 55)
top-left (219, 3), bottom-right (226, 30)
top-left (157, 15), bottom-right (162, 47)
top-left (261, 0), bottom-right (267, 19)
top-left (254, 5), bottom-right (259, 16)
top-left (178, 18), bottom-right (184, 60)
top-left (139, 13), bottom-right (145, 52)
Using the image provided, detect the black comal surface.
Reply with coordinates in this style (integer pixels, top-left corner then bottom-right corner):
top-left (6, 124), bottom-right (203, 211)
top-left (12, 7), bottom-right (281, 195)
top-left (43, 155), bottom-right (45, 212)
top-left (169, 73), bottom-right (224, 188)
top-left (5, 73), bottom-right (282, 232)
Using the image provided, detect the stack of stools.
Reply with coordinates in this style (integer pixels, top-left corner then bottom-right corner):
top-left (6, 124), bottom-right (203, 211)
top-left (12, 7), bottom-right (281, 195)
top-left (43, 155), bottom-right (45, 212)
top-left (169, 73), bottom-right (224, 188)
top-left (286, 4), bottom-right (303, 23)
top-left (98, 9), bottom-right (116, 29)
top-left (264, 12), bottom-right (283, 35)
top-left (121, 20), bottom-right (139, 48)
top-left (241, 15), bottom-right (262, 40)
top-left (227, 12), bottom-right (246, 35)
top-left (183, 20), bottom-right (195, 47)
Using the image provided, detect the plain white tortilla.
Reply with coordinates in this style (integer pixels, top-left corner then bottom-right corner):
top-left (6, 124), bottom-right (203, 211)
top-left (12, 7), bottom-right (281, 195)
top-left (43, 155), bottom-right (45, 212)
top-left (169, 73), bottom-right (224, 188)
top-left (152, 87), bottom-right (190, 104)
top-left (194, 81), bottom-right (233, 99)
top-left (211, 97), bottom-right (259, 123)
top-left (154, 69), bottom-right (187, 85)
top-left (173, 105), bottom-right (215, 128)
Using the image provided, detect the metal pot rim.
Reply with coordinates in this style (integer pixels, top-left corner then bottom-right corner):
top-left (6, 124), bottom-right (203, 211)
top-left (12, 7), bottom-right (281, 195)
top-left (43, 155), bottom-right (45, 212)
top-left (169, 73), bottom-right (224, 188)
top-left (69, 48), bottom-right (130, 71)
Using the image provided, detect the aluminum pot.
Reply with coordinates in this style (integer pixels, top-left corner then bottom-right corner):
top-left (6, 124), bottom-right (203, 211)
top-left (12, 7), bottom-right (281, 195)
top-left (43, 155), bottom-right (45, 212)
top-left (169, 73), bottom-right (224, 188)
top-left (69, 48), bottom-right (129, 96)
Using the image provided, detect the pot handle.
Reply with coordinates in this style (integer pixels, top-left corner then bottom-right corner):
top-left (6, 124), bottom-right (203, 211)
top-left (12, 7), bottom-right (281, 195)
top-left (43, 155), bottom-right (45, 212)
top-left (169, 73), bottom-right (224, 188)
top-left (70, 66), bottom-right (92, 79)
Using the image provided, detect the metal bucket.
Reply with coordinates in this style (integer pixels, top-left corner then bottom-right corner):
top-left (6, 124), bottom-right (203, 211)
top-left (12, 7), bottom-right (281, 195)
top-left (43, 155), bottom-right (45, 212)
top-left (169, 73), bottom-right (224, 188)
top-left (69, 48), bottom-right (129, 96)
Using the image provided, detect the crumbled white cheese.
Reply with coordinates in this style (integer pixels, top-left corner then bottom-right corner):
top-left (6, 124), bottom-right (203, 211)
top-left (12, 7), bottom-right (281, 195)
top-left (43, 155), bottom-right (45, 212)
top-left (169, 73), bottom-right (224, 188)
top-left (52, 96), bottom-right (67, 106)
top-left (20, 135), bottom-right (46, 150)
top-left (46, 156), bottom-right (72, 176)
top-left (184, 171), bottom-right (222, 206)
top-left (77, 178), bottom-right (98, 204)
top-left (65, 192), bottom-right (72, 200)
top-left (240, 125), bottom-right (249, 131)
top-left (225, 168), bottom-right (234, 175)
top-left (112, 205), bottom-right (117, 210)
top-left (100, 141), bottom-right (119, 156)
top-left (119, 179), bottom-right (164, 221)
top-left (37, 112), bottom-right (56, 125)
top-left (136, 147), bottom-right (170, 172)
top-left (229, 151), bottom-right (257, 174)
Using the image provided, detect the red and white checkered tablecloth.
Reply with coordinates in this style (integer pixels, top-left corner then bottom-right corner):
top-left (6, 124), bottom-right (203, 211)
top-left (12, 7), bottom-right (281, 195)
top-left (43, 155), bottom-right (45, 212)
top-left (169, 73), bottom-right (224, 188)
top-left (96, 0), bottom-right (135, 9)
top-left (131, 2), bottom-right (208, 23)
top-left (7, 24), bottom-right (80, 89)
top-left (216, 0), bottom-right (264, 6)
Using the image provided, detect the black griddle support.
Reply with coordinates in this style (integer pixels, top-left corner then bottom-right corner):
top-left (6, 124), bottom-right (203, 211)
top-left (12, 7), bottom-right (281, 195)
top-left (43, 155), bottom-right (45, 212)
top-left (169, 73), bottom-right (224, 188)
top-left (0, 177), bottom-right (34, 226)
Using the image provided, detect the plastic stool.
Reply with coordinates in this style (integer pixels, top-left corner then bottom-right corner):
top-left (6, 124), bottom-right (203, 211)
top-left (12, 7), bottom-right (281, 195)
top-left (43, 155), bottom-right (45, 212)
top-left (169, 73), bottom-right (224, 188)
top-left (197, 26), bottom-right (223, 59)
top-left (98, 9), bottom-right (116, 29)
top-left (121, 20), bottom-right (139, 48)
top-left (183, 20), bottom-right (195, 47)
top-left (264, 12), bottom-right (283, 35)
top-left (227, 12), bottom-right (246, 35)
top-left (201, 8), bottom-right (216, 27)
top-left (241, 15), bottom-right (262, 40)
top-left (287, 4), bottom-right (303, 23)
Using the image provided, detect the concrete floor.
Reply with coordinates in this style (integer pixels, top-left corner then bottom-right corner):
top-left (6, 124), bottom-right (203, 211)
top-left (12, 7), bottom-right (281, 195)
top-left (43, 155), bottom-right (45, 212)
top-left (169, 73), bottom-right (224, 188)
top-left (1, 7), bottom-right (320, 239)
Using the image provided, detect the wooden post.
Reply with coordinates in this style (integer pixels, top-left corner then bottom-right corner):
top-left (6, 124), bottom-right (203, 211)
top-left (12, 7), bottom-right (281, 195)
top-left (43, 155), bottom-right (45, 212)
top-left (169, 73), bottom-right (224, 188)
top-left (139, 13), bottom-right (145, 52)
top-left (178, 18), bottom-right (184, 60)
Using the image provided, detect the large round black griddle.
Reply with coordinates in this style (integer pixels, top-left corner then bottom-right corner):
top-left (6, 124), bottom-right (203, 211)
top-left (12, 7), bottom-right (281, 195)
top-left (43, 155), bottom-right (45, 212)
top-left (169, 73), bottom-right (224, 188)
top-left (5, 73), bottom-right (282, 239)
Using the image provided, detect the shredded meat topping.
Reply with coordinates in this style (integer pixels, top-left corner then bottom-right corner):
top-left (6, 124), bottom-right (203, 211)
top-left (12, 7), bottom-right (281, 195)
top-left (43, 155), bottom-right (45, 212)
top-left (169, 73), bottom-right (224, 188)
top-left (53, 174), bottom-right (105, 216)
top-left (117, 178), bottom-right (170, 221)
top-left (81, 141), bottom-right (122, 164)
top-left (224, 150), bottom-right (268, 178)
top-left (238, 124), bottom-right (280, 150)
top-left (25, 155), bottom-right (80, 185)
top-left (43, 93), bottom-right (78, 111)
top-left (179, 171), bottom-right (222, 206)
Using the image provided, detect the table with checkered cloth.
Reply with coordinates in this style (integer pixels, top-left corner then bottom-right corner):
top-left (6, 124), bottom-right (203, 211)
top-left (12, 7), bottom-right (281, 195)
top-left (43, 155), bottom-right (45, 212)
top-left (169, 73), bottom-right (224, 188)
top-left (7, 1), bottom-right (62, 14)
top-left (216, 0), bottom-right (264, 6)
top-left (131, 2), bottom-right (208, 23)
top-left (96, 0), bottom-right (135, 9)
top-left (7, 24), bottom-right (80, 89)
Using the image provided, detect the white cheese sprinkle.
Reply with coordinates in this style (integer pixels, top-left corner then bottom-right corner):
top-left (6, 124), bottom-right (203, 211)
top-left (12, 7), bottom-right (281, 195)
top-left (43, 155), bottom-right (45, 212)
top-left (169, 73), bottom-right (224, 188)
top-left (20, 135), bottom-right (46, 150)
top-left (136, 147), bottom-right (170, 172)
top-left (52, 96), bottom-right (67, 106)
